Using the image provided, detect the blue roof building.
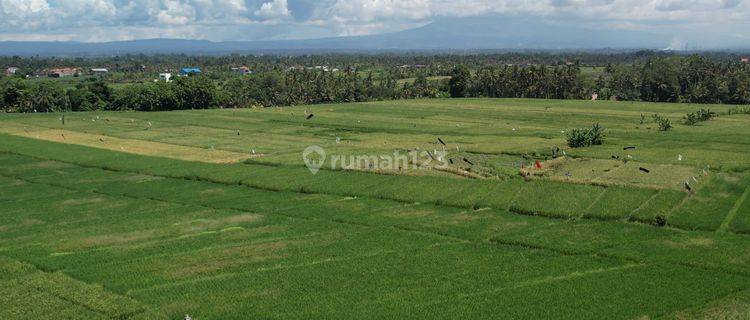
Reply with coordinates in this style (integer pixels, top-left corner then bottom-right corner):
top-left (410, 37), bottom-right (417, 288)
top-left (180, 67), bottom-right (201, 76)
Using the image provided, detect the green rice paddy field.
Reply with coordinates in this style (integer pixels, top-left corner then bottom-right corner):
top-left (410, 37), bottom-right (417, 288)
top-left (1, 98), bottom-right (749, 319)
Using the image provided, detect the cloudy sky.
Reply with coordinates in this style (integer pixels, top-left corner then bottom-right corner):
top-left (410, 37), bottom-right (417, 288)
top-left (0, 0), bottom-right (748, 47)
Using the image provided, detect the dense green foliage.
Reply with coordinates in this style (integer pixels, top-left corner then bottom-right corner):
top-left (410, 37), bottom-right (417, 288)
top-left (449, 65), bottom-right (471, 98)
top-left (1, 70), bottom-right (447, 112)
top-left (683, 108), bottom-right (717, 125)
top-left (461, 55), bottom-right (750, 103)
top-left (597, 56), bottom-right (750, 104)
top-left (728, 106), bottom-right (750, 115)
top-left (566, 123), bottom-right (605, 148)
top-left (2, 53), bottom-right (750, 113)
top-left (471, 63), bottom-right (584, 99)
top-left (0, 50), bottom-right (714, 81)
top-left (652, 113), bottom-right (673, 131)
top-left (456, 55), bottom-right (750, 103)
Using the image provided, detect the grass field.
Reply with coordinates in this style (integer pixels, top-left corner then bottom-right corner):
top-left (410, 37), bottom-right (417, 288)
top-left (1, 98), bottom-right (749, 319)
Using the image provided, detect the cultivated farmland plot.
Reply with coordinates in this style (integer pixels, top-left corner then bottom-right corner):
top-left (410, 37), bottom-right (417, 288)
top-left (0, 98), bottom-right (749, 319)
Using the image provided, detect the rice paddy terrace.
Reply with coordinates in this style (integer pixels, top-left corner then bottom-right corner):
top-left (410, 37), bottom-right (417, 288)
top-left (1, 98), bottom-right (749, 319)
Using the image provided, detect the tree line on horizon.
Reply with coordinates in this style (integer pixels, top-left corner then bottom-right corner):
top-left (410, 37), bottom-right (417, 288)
top-left (1, 55), bottom-right (749, 113)
top-left (0, 69), bottom-right (447, 113)
top-left (450, 55), bottom-right (750, 104)
top-left (0, 49), bottom-right (709, 74)
top-left (3, 50), bottom-right (745, 84)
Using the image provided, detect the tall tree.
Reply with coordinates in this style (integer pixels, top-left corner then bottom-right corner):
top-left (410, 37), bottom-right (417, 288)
top-left (449, 65), bottom-right (471, 98)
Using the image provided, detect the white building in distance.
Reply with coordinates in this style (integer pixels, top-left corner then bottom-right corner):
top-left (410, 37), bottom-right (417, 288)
top-left (91, 68), bottom-right (108, 77)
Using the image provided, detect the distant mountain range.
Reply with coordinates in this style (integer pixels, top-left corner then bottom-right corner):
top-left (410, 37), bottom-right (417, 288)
top-left (0, 16), bottom-right (674, 56)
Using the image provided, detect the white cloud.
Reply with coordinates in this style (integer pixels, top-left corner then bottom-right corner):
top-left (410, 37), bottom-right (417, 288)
top-left (315, 0), bottom-right (743, 36)
top-left (329, 0), bottom-right (431, 21)
top-left (317, 0), bottom-right (433, 35)
top-left (193, 0), bottom-right (250, 23)
top-left (1, 0), bottom-right (51, 29)
top-left (2, 0), bottom-right (49, 14)
top-left (156, 0), bottom-right (195, 25)
top-left (255, 0), bottom-right (291, 19)
top-left (0, 0), bottom-right (747, 43)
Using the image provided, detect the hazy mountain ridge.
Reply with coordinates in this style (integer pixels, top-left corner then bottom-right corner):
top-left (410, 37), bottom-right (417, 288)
top-left (0, 17), bottom-right (674, 56)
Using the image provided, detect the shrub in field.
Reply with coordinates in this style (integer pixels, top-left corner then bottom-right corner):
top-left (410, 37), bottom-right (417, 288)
top-left (683, 108), bottom-right (717, 125)
top-left (588, 123), bottom-right (605, 145)
top-left (566, 128), bottom-right (589, 148)
top-left (566, 123), bottom-right (605, 148)
top-left (652, 114), bottom-right (672, 131)
top-left (728, 106), bottom-right (750, 115)
top-left (653, 215), bottom-right (667, 227)
top-left (697, 108), bottom-right (717, 120)
top-left (683, 113), bottom-right (699, 125)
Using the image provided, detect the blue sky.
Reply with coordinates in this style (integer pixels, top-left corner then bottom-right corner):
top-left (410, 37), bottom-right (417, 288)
top-left (0, 0), bottom-right (748, 48)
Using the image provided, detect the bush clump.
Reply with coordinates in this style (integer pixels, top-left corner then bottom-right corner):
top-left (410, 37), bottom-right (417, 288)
top-left (566, 123), bottom-right (605, 148)
top-left (728, 106), bottom-right (750, 115)
top-left (683, 108), bottom-right (717, 125)
top-left (653, 215), bottom-right (667, 227)
top-left (652, 114), bottom-right (672, 131)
